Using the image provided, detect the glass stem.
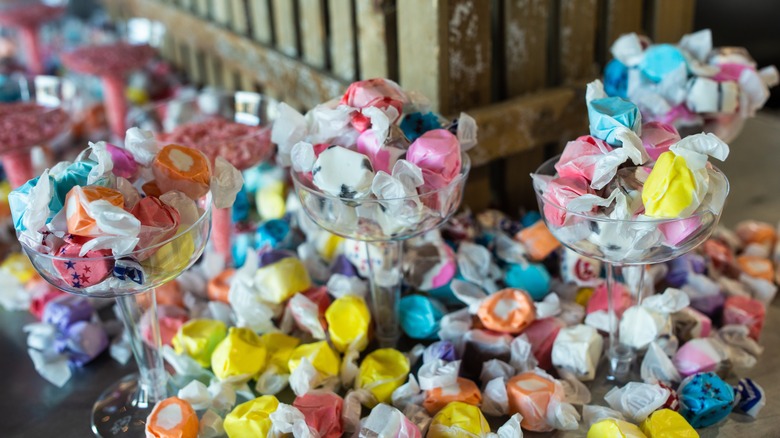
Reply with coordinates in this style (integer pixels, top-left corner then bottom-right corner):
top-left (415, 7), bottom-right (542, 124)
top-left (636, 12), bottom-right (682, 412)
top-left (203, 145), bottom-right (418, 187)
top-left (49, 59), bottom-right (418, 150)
top-left (635, 265), bottom-right (648, 305)
top-left (365, 240), bottom-right (402, 347)
top-left (115, 289), bottom-right (167, 406)
top-left (605, 262), bottom-right (617, 355)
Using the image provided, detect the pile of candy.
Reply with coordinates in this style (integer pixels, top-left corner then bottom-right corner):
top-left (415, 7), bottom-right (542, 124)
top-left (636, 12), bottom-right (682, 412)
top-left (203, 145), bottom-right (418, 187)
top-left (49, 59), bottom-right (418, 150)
top-left (0, 1), bottom-right (65, 29)
top-left (61, 42), bottom-right (156, 78)
top-left (604, 29), bottom-right (779, 141)
top-left (8, 127), bottom-right (242, 291)
top-left (0, 101), bottom-right (69, 150)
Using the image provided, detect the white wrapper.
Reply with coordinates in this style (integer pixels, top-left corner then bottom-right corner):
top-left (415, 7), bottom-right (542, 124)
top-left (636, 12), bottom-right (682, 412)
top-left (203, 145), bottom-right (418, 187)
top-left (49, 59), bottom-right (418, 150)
top-left (418, 359), bottom-right (460, 391)
top-left (604, 382), bottom-right (670, 422)
top-left (641, 341), bottom-right (681, 384)
top-left (551, 324), bottom-right (604, 381)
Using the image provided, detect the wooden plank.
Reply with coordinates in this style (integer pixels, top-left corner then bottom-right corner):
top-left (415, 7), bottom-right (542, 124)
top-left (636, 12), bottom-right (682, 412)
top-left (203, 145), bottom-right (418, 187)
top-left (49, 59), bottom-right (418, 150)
top-left (503, 147), bottom-right (545, 214)
top-left (328, 0), bottom-right (357, 81)
top-left (398, 0), bottom-right (492, 114)
top-left (298, 0), bottom-right (327, 69)
top-left (114, 0), bottom-right (345, 108)
top-left (504, 0), bottom-right (550, 97)
top-left (355, 0), bottom-right (390, 79)
top-left (462, 165), bottom-right (493, 212)
top-left (248, 0), bottom-right (273, 44)
top-left (188, 46), bottom-right (204, 85)
top-left (212, 0), bottom-right (232, 27)
top-left (240, 73), bottom-right (256, 92)
top-left (271, 0), bottom-right (299, 56)
top-left (230, 0), bottom-right (249, 34)
top-left (222, 63), bottom-right (238, 90)
top-left (559, 0), bottom-right (598, 83)
top-left (204, 53), bottom-right (222, 87)
top-left (605, 0), bottom-right (643, 48)
top-left (649, 0), bottom-right (695, 43)
top-left (179, 0), bottom-right (193, 11)
top-left (194, 0), bottom-right (209, 18)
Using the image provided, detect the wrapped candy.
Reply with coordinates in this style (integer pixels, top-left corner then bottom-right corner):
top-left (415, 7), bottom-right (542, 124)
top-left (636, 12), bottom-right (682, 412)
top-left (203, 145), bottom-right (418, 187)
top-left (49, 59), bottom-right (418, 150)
top-left (360, 403), bottom-right (422, 438)
top-left (141, 226), bottom-right (195, 274)
top-left (604, 382), bottom-right (670, 422)
top-left (356, 129), bottom-right (406, 174)
top-left (678, 372), bottom-right (735, 428)
top-left (460, 329), bottom-right (513, 377)
top-left (640, 409), bottom-right (698, 438)
top-left (56, 321), bottom-right (109, 366)
top-left (555, 135), bottom-right (614, 183)
top-left (146, 397), bottom-right (199, 438)
top-left (537, 175), bottom-right (592, 228)
top-left (666, 253), bottom-right (706, 288)
top-left (293, 391), bottom-right (343, 438)
top-left (152, 144), bottom-right (212, 200)
top-left (560, 248), bottom-right (602, 287)
top-left (641, 122), bottom-right (681, 161)
top-left (207, 269), bottom-right (234, 303)
top-left (476, 288), bottom-right (536, 334)
top-left (523, 317), bottom-right (566, 370)
top-left (64, 186), bottom-right (126, 237)
top-left (722, 295), bottom-right (765, 340)
top-left (401, 112), bottom-right (443, 142)
top-left (399, 294), bottom-right (445, 340)
top-left (131, 196), bottom-right (181, 251)
top-left (254, 257), bottom-right (312, 304)
top-left (672, 338), bottom-right (728, 377)
top-left (672, 307), bottom-right (712, 343)
top-left (52, 242), bottom-right (114, 288)
top-left (255, 219), bottom-right (291, 253)
top-left (325, 294), bottom-right (371, 352)
top-left (428, 401), bottom-right (490, 438)
top-left (551, 324), bottom-right (604, 381)
top-left (406, 129), bottom-right (461, 191)
top-left (341, 78), bottom-right (407, 119)
top-left (506, 371), bottom-right (578, 432)
top-left (356, 348), bottom-right (410, 405)
top-left (422, 341), bottom-right (458, 364)
top-left (641, 342), bottom-right (681, 385)
top-left (172, 319), bottom-right (227, 368)
top-left (733, 378), bottom-right (765, 418)
top-left (587, 418), bottom-right (646, 438)
top-left (42, 295), bottom-right (93, 332)
top-left (311, 146), bottom-right (374, 199)
top-left (586, 281), bottom-right (633, 318)
top-left (211, 327), bottom-right (267, 383)
top-left (403, 241), bottom-right (457, 291)
top-left (423, 377), bottom-right (481, 415)
top-left (504, 262), bottom-right (551, 300)
top-left (288, 341), bottom-right (341, 392)
top-left (143, 305), bottom-right (188, 347)
top-left (223, 395), bottom-right (279, 437)
top-left (736, 255), bottom-right (774, 282)
top-left (260, 332), bottom-right (300, 373)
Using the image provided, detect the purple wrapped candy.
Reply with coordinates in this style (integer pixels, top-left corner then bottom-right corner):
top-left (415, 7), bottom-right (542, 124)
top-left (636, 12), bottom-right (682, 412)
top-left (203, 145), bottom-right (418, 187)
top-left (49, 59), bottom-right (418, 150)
top-left (689, 293), bottom-right (726, 325)
top-left (258, 249), bottom-right (297, 267)
top-left (43, 295), bottom-right (94, 332)
top-left (56, 321), bottom-right (109, 366)
top-left (330, 254), bottom-right (359, 277)
top-left (666, 254), bottom-right (706, 288)
top-left (422, 340), bottom-right (458, 364)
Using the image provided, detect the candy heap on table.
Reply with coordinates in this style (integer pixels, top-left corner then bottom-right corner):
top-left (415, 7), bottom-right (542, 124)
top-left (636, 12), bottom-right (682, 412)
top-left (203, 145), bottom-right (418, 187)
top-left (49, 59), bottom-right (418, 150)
top-left (0, 78), bottom-right (773, 438)
top-left (604, 29), bottom-right (779, 142)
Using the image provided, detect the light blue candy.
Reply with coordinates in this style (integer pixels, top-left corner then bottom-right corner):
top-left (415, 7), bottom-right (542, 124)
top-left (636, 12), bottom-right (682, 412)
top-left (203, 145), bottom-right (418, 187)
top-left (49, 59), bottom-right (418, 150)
top-left (679, 372), bottom-right (735, 428)
top-left (255, 219), bottom-right (291, 251)
top-left (399, 294), bottom-right (445, 340)
top-left (401, 112), bottom-right (442, 142)
top-left (504, 262), bottom-right (551, 300)
top-left (521, 211), bottom-right (541, 228)
top-left (604, 59), bottom-right (629, 98)
top-left (242, 162), bottom-right (284, 194)
top-left (587, 96), bottom-right (641, 146)
top-left (232, 232), bottom-right (254, 268)
top-left (9, 176), bottom-right (42, 232)
top-left (639, 44), bottom-right (687, 83)
top-left (51, 161), bottom-right (94, 212)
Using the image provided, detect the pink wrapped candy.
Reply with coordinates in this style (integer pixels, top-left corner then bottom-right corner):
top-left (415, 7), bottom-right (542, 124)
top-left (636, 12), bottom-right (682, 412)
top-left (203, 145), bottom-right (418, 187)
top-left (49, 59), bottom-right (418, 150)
top-left (406, 129), bottom-right (461, 191)
top-left (723, 295), bottom-right (765, 341)
top-left (542, 176), bottom-right (592, 227)
top-left (356, 129), bottom-right (406, 174)
top-left (52, 242), bottom-right (114, 288)
top-left (293, 391), bottom-right (343, 438)
top-left (640, 122), bottom-right (681, 161)
top-left (106, 143), bottom-right (139, 180)
top-left (131, 196), bottom-right (181, 253)
top-left (554, 135), bottom-right (612, 183)
top-left (142, 304), bottom-right (189, 346)
top-left (340, 78), bottom-right (407, 131)
top-left (586, 281), bottom-right (633, 318)
top-left (672, 338), bottom-right (727, 377)
top-left (523, 317), bottom-right (566, 371)
top-left (659, 215), bottom-right (702, 247)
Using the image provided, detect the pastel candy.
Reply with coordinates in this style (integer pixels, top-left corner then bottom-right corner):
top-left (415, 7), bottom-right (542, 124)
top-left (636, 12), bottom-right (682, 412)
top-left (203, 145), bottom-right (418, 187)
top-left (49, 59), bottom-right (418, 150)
top-left (586, 281), bottom-right (633, 317)
top-left (423, 340), bottom-right (458, 363)
top-left (678, 372), bottom-right (734, 428)
top-left (211, 327), bottom-right (267, 382)
top-left (551, 324), bottom-right (604, 381)
top-left (325, 294), bottom-right (371, 352)
top-left (540, 175), bottom-right (592, 227)
top-left (288, 341), bottom-right (340, 379)
top-left (736, 255), bottom-right (774, 282)
top-left (476, 288), bottom-right (536, 334)
top-left (152, 144), bottom-right (211, 200)
top-left (340, 78), bottom-right (406, 115)
top-left (672, 338), bottom-right (727, 377)
top-left (587, 96), bottom-right (641, 146)
top-left (619, 305), bottom-right (670, 350)
top-left (311, 145), bottom-right (374, 199)
top-left (423, 377), bottom-right (482, 415)
top-left (504, 262), bottom-right (551, 300)
top-left (51, 161), bottom-right (94, 212)
top-left (560, 247), bottom-right (602, 287)
top-left (640, 409), bottom-right (698, 438)
top-left (293, 391), bottom-right (343, 438)
top-left (255, 219), bottom-right (290, 253)
top-left (131, 196), bottom-right (181, 251)
top-left (404, 242), bottom-right (457, 291)
top-left (399, 294), bottom-right (445, 340)
top-left (641, 122), bottom-right (681, 161)
top-left (406, 129), bottom-right (461, 190)
top-left (106, 143), bottom-right (138, 180)
top-left (689, 293), bottom-right (726, 323)
top-left (52, 242), bottom-right (114, 288)
top-left (640, 44), bottom-right (687, 83)
top-left (672, 307), bottom-right (712, 343)
top-left (231, 185), bottom-right (250, 222)
top-left (360, 403), bottom-right (422, 438)
top-left (523, 317), bottom-right (566, 370)
top-left (330, 254), bottom-right (359, 277)
top-left (686, 77), bottom-right (739, 114)
top-left (506, 372), bottom-right (558, 432)
top-left (356, 129), bottom-right (406, 174)
top-left (172, 319), bottom-right (227, 368)
top-left (207, 269), bottom-right (234, 303)
top-left (258, 249), bottom-right (296, 268)
top-left (42, 294), bottom-right (94, 331)
top-left (2, 252), bottom-right (37, 283)
top-left (145, 397), bottom-right (199, 438)
top-left (461, 329), bottom-right (512, 377)
top-left (356, 348), bottom-right (410, 405)
top-left (604, 58), bottom-right (630, 98)
top-left (733, 378), bottom-right (765, 418)
top-left (144, 305), bottom-right (188, 347)
top-left (259, 332), bottom-right (300, 373)
top-left (735, 220), bottom-right (776, 246)
top-left (223, 395), bottom-right (279, 438)
top-left (255, 180), bottom-right (287, 220)
top-left (587, 418), bottom-right (647, 438)
top-left (723, 295), bottom-right (765, 340)
top-left (58, 321), bottom-right (108, 366)
top-left (428, 401), bottom-right (491, 438)
top-left (141, 225), bottom-right (194, 274)
top-left (29, 286), bottom-right (66, 320)
top-left (555, 135), bottom-right (613, 183)
top-left (253, 257), bottom-right (311, 304)
top-left (401, 111), bottom-right (443, 142)
top-left (65, 185), bottom-right (125, 236)
top-left (666, 253), bottom-right (706, 288)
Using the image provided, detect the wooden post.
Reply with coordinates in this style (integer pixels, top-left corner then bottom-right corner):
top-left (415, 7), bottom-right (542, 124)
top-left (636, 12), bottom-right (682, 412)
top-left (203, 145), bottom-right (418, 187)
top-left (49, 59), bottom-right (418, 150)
top-left (230, 0), bottom-right (249, 34)
top-left (649, 0), bottom-right (696, 43)
top-left (248, 0), bottom-right (273, 44)
top-left (504, 0), bottom-right (550, 97)
top-left (212, 0), bottom-right (232, 27)
top-left (605, 0), bottom-right (643, 47)
top-left (271, 0), bottom-right (299, 56)
top-left (298, 0), bottom-right (327, 69)
top-left (558, 0), bottom-right (598, 83)
top-left (328, 0), bottom-right (357, 81)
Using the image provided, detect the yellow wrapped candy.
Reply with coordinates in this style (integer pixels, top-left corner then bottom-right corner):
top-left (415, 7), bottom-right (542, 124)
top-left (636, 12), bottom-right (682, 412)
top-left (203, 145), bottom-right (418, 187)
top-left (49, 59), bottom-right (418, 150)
top-left (211, 327), bottom-right (267, 382)
top-left (428, 401), bottom-right (492, 438)
top-left (223, 395), bottom-right (279, 438)
top-left (172, 319), bottom-right (227, 367)
top-left (642, 151), bottom-right (696, 218)
top-left (575, 287), bottom-right (594, 307)
top-left (588, 418), bottom-right (647, 438)
top-left (325, 295), bottom-right (371, 352)
top-left (1, 252), bottom-right (37, 284)
top-left (356, 348), bottom-right (409, 406)
top-left (142, 226), bottom-right (195, 274)
top-left (314, 232), bottom-right (343, 262)
top-left (260, 332), bottom-right (301, 373)
top-left (641, 409), bottom-right (698, 438)
top-left (256, 180), bottom-right (287, 220)
top-left (254, 257), bottom-right (311, 304)
top-left (288, 341), bottom-right (340, 378)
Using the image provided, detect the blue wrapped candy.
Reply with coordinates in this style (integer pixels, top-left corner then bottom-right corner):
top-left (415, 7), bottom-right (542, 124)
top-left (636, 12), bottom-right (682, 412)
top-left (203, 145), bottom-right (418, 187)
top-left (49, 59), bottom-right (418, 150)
top-left (679, 372), bottom-right (735, 428)
top-left (232, 184), bottom-right (250, 223)
top-left (639, 44), bottom-right (687, 83)
top-left (422, 340), bottom-right (458, 364)
top-left (114, 258), bottom-right (145, 284)
top-left (256, 219), bottom-right (291, 252)
top-left (504, 262), bottom-right (551, 300)
top-left (51, 161), bottom-right (95, 211)
top-left (587, 96), bottom-right (641, 146)
top-left (520, 211), bottom-right (541, 228)
top-left (401, 112), bottom-right (442, 142)
top-left (232, 231), bottom-right (254, 268)
top-left (604, 58), bottom-right (629, 98)
top-left (666, 253), bottom-right (706, 288)
top-left (399, 294), bottom-right (445, 340)
top-left (734, 378), bottom-right (765, 418)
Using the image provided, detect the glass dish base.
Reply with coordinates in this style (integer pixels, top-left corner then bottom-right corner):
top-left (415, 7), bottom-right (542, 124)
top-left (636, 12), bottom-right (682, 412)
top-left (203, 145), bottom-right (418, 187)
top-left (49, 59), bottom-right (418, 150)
top-left (91, 373), bottom-right (165, 438)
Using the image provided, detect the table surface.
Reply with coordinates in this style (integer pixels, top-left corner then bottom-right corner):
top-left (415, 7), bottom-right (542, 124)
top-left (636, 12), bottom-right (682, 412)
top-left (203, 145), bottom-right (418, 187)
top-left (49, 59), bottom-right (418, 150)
top-left (3, 114), bottom-right (780, 437)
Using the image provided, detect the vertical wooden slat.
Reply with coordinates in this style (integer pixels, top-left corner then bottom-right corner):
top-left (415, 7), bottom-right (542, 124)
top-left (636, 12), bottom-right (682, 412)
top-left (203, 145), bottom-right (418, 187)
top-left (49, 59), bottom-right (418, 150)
top-left (179, 0), bottom-right (194, 11)
top-left (230, 0), bottom-right (249, 34)
top-left (240, 73), bottom-right (256, 92)
top-left (212, 0), bottom-right (232, 27)
top-left (272, 0), bottom-right (299, 56)
top-left (605, 0), bottom-right (643, 47)
top-left (462, 165), bottom-right (493, 213)
top-left (194, 0), bottom-right (209, 17)
top-left (188, 46), bottom-right (204, 85)
top-left (248, 0), bottom-right (273, 44)
top-left (503, 147), bottom-right (545, 214)
top-left (356, 0), bottom-right (389, 79)
top-left (222, 64), bottom-right (238, 90)
top-left (204, 53), bottom-right (221, 87)
top-left (398, 0), bottom-right (492, 115)
top-left (504, 0), bottom-right (550, 97)
top-left (298, 0), bottom-right (327, 69)
top-left (559, 0), bottom-right (598, 83)
top-left (329, 0), bottom-right (357, 81)
top-left (649, 0), bottom-right (695, 43)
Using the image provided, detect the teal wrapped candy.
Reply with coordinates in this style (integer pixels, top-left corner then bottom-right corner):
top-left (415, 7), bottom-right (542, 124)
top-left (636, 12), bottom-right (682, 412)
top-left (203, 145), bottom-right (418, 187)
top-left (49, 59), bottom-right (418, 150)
top-left (587, 96), bottom-right (641, 146)
top-left (255, 219), bottom-right (291, 252)
top-left (50, 161), bottom-right (94, 212)
top-left (232, 185), bottom-right (250, 222)
top-left (604, 59), bottom-right (629, 98)
top-left (504, 262), bottom-right (551, 300)
top-left (639, 44), bottom-right (687, 83)
top-left (400, 112), bottom-right (442, 142)
top-left (9, 176), bottom-right (44, 232)
top-left (232, 231), bottom-right (254, 267)
top-left (679, 372), bottom-right (735, 428)
top-left (399, 294), bottom-right (445, 339)
top-left (520, 211), bottom-right (541, 228)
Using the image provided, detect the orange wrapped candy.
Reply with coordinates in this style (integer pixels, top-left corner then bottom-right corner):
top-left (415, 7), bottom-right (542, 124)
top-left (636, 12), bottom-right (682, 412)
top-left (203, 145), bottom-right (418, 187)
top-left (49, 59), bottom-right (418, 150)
top-left (152, 144), bottom-right (211, 200)
top-left (145, 397), bottom-right (199, 438)
top-left (477, 288), bottom-right (536, 334)
top-left (64, 185), bottom-right (124, 236)
top-left (208, 269), bottom-right (234, 303)
top-left (507, 372), bottom-right (559, 432)
top-left (423, 377), bottom-right (482, 415)
top-left (735, 221), bottom-right (776, 247)
top-left (736, 255), bottom-right (774, 282)
top-left (515, 221), bottom-right (561, 261)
